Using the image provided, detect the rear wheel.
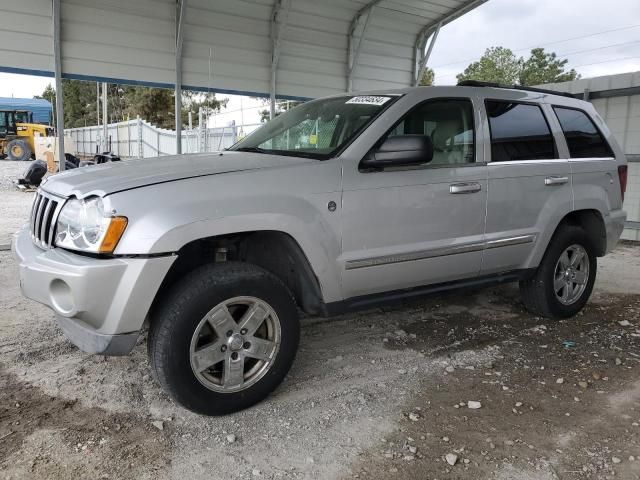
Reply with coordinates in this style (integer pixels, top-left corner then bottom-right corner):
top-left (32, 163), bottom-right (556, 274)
top-left (520, 225), bottom-right (596, 319)
top-left (148, 262), bottom-right (300, 415)
top-left (6, 139), bottom-right (31, 161)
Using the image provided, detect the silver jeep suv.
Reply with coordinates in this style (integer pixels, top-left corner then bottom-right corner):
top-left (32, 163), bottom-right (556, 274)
top-left (13, 83), bottom-right (628, 415)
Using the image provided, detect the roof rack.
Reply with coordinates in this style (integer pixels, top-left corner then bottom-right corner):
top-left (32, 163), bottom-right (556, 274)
top-left (456, 80), bottom-right (577, 99)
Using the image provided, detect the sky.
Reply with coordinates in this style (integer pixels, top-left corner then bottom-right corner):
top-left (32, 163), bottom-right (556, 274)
top-left (0, 0), bottom-right (638, 126)
top-left (429, 0), bottom-right (640, 84)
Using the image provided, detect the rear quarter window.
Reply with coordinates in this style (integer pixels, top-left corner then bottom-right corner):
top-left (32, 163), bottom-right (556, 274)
top-left (486, 100), bottom-right (556, 162)
top-left (553, 106), bottom-right (613, 158)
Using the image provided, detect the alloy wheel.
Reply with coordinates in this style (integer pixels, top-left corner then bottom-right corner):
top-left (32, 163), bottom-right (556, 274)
top-left (553, 244), bottom-right (589, 305)
top-left (189, 296), bottom-right (281, 393)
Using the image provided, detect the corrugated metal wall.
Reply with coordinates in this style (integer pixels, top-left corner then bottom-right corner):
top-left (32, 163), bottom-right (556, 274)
top-left (0, 0), bottom-right (477, 98)
top-left (541, 72), bottom-right (640, 240)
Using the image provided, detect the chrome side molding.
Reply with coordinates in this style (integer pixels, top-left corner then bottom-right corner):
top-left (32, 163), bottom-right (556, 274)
top-left (345, 234), bottom-right (536, 270)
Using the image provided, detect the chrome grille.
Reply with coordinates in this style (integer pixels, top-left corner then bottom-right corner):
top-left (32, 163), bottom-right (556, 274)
top-left (30, 191), bottom-right (63, 249)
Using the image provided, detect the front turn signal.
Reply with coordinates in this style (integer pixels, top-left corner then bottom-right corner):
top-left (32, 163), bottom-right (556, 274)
top-left (99, 216), bottom-right (128, 254)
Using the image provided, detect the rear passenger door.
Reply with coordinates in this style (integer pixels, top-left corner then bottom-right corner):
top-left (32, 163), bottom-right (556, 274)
top-left (481, 98), bottom-right (572, 275)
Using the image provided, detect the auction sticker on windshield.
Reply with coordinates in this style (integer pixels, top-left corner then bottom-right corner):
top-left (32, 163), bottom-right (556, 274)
top-left (346, 96), bottom-right (391, 106)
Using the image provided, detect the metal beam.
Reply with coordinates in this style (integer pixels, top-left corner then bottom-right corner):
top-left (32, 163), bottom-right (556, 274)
top-left (175, 0), bottom-right (187, 154)
top-left (413, 0), bottom-right (488, 84)
top-left (102, 82), bottom-right (107, 151)
top-left (347, 0), bottom-right (382, 92)
top-left (52, 0), bottom-right (65, 171)
top-left (414, 22), bottom-right (440, 87)
top-left (270, 0), bottom-right (291, 119)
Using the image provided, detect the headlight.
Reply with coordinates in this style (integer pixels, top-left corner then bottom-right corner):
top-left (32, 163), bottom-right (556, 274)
top-left (55, 197), bottom-right (127, 254)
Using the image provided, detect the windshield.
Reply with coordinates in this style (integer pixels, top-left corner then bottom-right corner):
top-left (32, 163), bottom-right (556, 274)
top-left (15, 111), bottom-right (31, 123)
top-left (229, 95), bottom-right (399, 159)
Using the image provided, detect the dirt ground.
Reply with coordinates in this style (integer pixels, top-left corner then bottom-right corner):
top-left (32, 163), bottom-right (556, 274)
top-left (1, 160), bottom-right (639, 480)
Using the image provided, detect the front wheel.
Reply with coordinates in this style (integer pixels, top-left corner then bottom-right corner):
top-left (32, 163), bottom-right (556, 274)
top-left (520, 225), bottom-right (597, 319)
top-left (148, 262), bottom-right (300, 415)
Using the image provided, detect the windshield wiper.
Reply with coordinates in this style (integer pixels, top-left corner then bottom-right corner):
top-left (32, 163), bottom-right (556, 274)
top-left (233, 147), bottom-right (270, 154)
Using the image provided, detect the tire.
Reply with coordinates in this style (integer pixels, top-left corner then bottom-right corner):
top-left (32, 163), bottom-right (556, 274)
top-left (148, 261), bottom-right (300, 415)
top-left (520, 225), bottom-right (597, 319)
top-left (6, 139), bottom-right (32, 161)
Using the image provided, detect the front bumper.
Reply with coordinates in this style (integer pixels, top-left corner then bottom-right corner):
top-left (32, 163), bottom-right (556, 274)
top-left (12, 226), bottom-right (175, 355)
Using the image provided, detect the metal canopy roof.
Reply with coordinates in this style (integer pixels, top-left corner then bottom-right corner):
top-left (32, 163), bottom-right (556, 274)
top-left (0, 0), bottom-right (487, 164)
top-left (1, 0), bottom-right (486, 99)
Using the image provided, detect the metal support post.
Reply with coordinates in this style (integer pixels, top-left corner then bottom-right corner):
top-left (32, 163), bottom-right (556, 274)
top-left (414, 22), bottom-right (441, 86)
top-left (52, 0), bottom-right (65, 170)
top-left (347, 1), bottom-right (381, 92)
top-left (175, 0), bottom-right (187, 153)
top-left (270, 0), bottom-right (291, 119)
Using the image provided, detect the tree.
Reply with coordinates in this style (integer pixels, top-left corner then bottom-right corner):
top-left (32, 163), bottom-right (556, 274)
top-left (62, 79), bottom-right (100, 127)
top-left (456, 46), bottom-right (579, 86)
top-left (181, 91), bottom-right (227, 128)
top-left (519, 48), bottom-right (579, 86)
top-left (34, 84), bottom-right (57, 125)
top-left (39, 81), bottom-right (226, 130)
top-left (418, 67), bottom-right (435, 86)
top-left (456, 47), bottom-right (522, 85)
top-left (122, 87), bottom-right (174, 129)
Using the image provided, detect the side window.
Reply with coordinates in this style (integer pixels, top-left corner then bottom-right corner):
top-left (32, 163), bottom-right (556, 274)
top-left (486, 100), bottom-right (556, 162)
top-left (390, 99), bottom-right (475, 165)
top-left (553, 106), bottom-right (613, 158)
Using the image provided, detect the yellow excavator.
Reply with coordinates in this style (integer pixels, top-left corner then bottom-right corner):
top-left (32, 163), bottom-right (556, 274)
top-left (0, 110), bottom-right (53, 161)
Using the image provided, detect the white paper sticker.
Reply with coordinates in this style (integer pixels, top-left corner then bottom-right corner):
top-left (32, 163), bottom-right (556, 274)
top-left (346, 96), bottom-right (391, 106)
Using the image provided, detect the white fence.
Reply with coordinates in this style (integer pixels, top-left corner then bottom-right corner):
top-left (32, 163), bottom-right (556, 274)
top-left (65, 116), bottom-right (261, 158)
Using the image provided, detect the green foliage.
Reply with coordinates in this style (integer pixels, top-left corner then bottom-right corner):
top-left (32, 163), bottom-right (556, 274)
top-left (418, 67), bottom-right (435, 86)
top-left (181, 91), bottom-right (227, 127)
top-left (456, 47), bottom-right (579, 86)
top-left (122, 87), bottom-right (174, 128)
top-left (37, 81), bottom-right (225, 130)
top-left (34, 84), bottom-right (56, 125)
top-left (519, 48), bottom-right (579, 86)
top-left (457, 47), bottom-right (522, 85)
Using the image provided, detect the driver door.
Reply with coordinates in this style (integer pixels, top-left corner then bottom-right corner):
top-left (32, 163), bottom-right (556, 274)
top-left (340, 97), bottom-right (488, 299)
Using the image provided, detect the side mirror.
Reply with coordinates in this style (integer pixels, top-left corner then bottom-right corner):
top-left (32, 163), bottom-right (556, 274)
top-left (361, 135), bottom-right (434, 169)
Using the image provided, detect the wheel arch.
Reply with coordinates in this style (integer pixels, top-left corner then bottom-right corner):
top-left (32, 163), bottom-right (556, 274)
top-left (149, 230), bottom-right (326, 319)
top-left (534, 209), bottom-right (607, 268)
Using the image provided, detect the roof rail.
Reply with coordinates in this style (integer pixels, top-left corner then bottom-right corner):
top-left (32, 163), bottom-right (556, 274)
top-left (456, 80), bottom-right (577, 99)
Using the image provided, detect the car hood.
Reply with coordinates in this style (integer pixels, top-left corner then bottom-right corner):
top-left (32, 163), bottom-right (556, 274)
top-left (41, 152), bottom-right (316, 199)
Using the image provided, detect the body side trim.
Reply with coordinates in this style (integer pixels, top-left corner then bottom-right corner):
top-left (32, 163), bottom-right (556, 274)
top-left (345, 234), bottom-right (536, 270)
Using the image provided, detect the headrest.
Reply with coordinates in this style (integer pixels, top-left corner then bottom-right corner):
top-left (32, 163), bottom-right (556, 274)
top-left (431, 120), bottom-right (461, 150)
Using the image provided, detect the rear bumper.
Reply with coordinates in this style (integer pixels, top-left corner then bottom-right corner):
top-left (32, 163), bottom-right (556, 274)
top-left (605, 209), bottom-right (627, 253)
top-left (12, 226), bottom-right (175, 355)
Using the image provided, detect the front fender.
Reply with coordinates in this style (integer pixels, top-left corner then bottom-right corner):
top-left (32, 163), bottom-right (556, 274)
top-left (107, 163), bottom-right (343, 303)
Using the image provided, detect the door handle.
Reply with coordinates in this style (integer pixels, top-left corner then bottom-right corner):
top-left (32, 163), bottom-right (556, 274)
top-left (449, 182), bottom-right (482, 194)
top-left (545, 176), bottom-right (569, 186)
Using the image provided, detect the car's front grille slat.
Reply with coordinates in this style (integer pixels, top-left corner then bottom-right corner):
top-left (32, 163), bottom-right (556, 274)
top-left (35, 196), bottom-right (48, 241)
top-left (29, 191), bottom-right (61, 249)
top-left (30, 194), bottom-right (42, 238)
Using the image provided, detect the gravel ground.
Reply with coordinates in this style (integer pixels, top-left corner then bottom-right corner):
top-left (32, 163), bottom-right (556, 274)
top-left (0, 161), bottom-right (639, 480)
top-left (0, 161), bottom-right (36, 247)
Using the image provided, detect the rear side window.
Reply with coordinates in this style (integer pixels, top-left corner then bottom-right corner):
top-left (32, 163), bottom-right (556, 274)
top-left (486, 100), bottom-right (556, 162)
top-left (553, 107), bottom-right (613, 158)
